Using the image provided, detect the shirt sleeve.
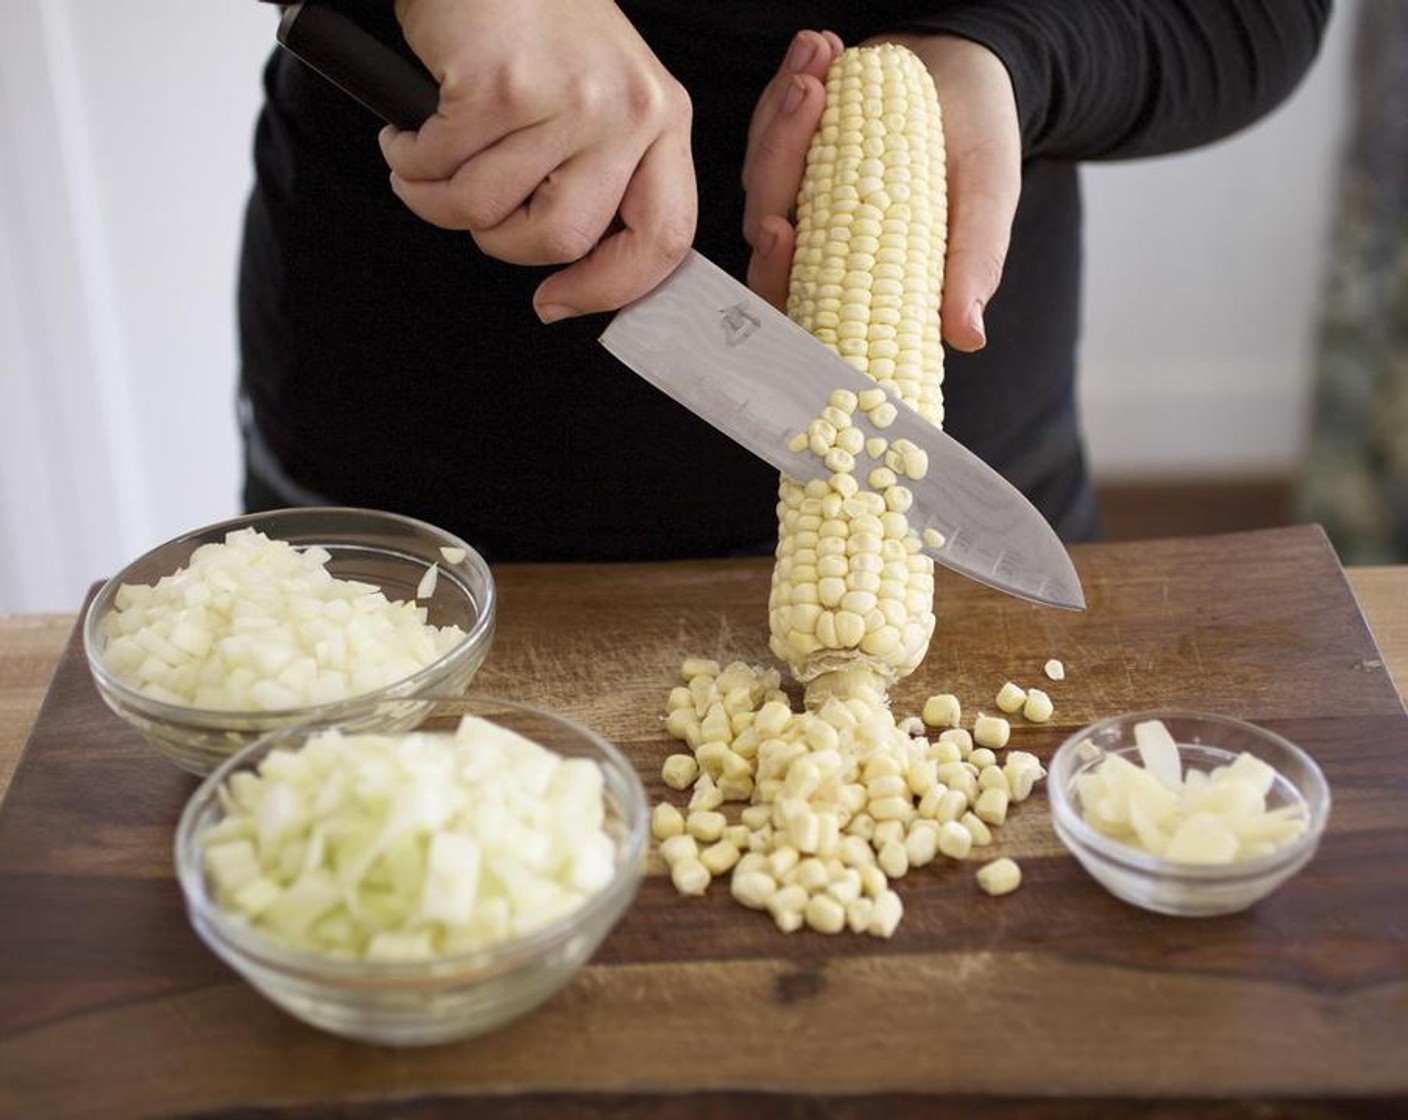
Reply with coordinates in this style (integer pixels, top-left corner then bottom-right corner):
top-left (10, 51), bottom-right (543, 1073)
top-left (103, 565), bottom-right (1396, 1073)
top-left (888, 0), bottom-right (1333, 161)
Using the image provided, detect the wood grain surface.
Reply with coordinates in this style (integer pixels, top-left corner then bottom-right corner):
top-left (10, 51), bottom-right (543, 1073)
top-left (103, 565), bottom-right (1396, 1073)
top-left (1, 525), bottom-right (1405, 1118)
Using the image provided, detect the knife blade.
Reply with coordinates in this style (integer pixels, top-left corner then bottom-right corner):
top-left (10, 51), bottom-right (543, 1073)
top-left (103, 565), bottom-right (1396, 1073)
top-left (601, 252), bottom-right (1084, 611)
top-left (273, 2), bottom-right (1084, 610)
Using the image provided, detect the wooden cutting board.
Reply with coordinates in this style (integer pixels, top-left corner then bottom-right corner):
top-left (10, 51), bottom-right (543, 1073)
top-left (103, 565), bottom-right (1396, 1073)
top-left (2, 524), bottom-right (1405, 1117)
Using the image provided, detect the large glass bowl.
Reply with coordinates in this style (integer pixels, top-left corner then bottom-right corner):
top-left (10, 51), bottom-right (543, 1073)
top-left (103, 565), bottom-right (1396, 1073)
top-left (175, 696), bottom-right (649, 1046)
top-left (84, 507), bottom-right (495, 776)
top-left (1048, 709), bottom-right (1331, 917)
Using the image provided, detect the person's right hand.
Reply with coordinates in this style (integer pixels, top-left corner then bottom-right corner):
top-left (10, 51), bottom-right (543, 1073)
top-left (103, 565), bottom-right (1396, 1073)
top-left (381, 0), bottom-right (696, 323)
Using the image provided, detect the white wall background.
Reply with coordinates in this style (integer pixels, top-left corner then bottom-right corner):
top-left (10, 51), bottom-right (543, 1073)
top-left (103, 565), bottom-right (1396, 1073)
top-left (0, 0), bottom-right (1359, 613)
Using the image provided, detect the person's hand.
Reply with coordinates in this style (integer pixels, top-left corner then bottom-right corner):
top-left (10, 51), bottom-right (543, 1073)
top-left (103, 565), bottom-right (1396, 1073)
top-left (743, 32), bottom-right (1020, 353)
top-left (742, 30), bottom-right (842, 313)
top-left (381, 0), bottom-right (696, 322)
top-left (743, 31), bottom-right (839, 315)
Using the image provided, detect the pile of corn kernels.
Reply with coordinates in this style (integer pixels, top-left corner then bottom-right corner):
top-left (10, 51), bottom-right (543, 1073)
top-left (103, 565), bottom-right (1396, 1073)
top-left (651, 658), bottom-right (1063, 937)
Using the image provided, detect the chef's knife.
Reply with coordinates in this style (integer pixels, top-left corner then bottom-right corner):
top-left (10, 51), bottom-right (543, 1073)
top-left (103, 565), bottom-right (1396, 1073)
top-left (274, 2), bottom-right (1085, 611)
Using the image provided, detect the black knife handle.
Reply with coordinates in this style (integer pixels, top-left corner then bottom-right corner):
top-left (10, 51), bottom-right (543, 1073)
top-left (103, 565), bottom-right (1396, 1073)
top-left (276, 2), bottom-right (439, 130)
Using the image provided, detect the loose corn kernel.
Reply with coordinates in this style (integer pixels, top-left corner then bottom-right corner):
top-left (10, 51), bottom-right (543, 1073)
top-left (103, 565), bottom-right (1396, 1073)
top-left (748, 823), bottom-right (774, 852)
top-left (922, 693), bottom-right (961, 729)
top-left (907, 757), bottom-right (939, 797)
top-left (995, 681), bottom-right (1027, 714)
top-left (805, 893), bottom-right (848, 934)
top-left (723, 824), bottom-right (752, 849)
top-left (969, 747), bottom-right (998, 770)
top-left (688, 772), bottom-right (724, 812)
top-left (935, 788), bottom-right (969, 824)
top-left (854, 862), bottom-right (886, 898)
top-left (846, 897), bottom-right (875, 934)
top-left (741, 804), bottom-right (773, 830)
top-left (878, 839), bottom-right (910, 879)
top-left (1044, 659), bottom-right (1066, 681)
top-left (731, 870), bottom-right (777, 909)
top-left (686, 810), bottom-right (727, 843)
top-left (1023, 687), bottom-right (1054, 723)
top-left (905, 820), bottom-right (940, 867)
top-left (977, 765), bottom-right (1010, 794)
top-left (700, 840), bottom-right (742, 876)
top-left (796, 858), bottom-right (831, 893)
top-left (975, 857), bottom-right (1022, 896)
top-left (973, 714), bottom-right (1011, 750)
top-left (658, 834), bottom-right (698, 866)
top-left (768, 845), bottom-right (801, 879)
top-left (867, 889), bottom-right (904, 938)
top-left (827, 867), bottom-right (863, 904)
top-left (671, 858), bottom-right (711, 897)
top-left (768, 884), bottom-right (809, 921)
top-left (897, 714), bottom-right (926, 737)
top-left (872, 819), bottom-right (905, 848)
top-left (937, 819), bottom-right (972, 860)
top-left (932, 738), bottom-right (963, 765)
top-left (916, 784), bottom-right (948, 819)
top-left (869, 795), bottom-right (914, 822)
top-left (665, 708), bottom-right (698, 743)
top-left (867, 773), bottom-right (908, 800)
top-left (974, 786), bottom-right (1010, 826)
top-left (651, 802), bottom-right (684, 841)
top-left (838, 834), bottom-right (877, 867)
top-left (936, 761), bottom-right (978, 800)
top-left (1006, 763), bottom-right (1038, 802)
top-left (938, 727), bottom-right (973, 756)
top-left (960, 810), bottom-right (994, 846)
top-left (1006, 749), bottom-right (1045, 774)
top-left (682, 658), bottom-right (720, 681)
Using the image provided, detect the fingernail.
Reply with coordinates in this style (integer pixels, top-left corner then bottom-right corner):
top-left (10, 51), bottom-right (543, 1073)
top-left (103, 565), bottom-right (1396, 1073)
top-left (759, 222), bottom-right (779, 259)
top-left (786, 34), bottom-right (817, 73)
top-left (968, 300), bottom-right (987, 347)
top-left (782, 77), bottom-right (806, 115)
top-left (536, 303), bottom-right (577, 324)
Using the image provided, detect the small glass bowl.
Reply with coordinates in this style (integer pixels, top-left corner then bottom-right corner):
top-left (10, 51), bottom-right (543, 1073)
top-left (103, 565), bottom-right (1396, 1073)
top-left (84, 507), bottom-right (496, 776)
top-left (175, 696), bottom-right (648, 1047)
top-left (1048, 710), bottom-right (1331, 917)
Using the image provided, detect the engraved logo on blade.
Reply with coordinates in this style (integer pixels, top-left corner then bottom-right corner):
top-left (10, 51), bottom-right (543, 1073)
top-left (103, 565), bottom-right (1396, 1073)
top-left (719, 303), bottom-right (761, 348)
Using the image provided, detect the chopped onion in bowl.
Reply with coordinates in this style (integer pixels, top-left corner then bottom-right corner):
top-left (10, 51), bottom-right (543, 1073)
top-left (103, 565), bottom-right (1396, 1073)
top-left (97, 527), bottom-right (467, 711)
top-left (199, 718), bottom-right (617, 960)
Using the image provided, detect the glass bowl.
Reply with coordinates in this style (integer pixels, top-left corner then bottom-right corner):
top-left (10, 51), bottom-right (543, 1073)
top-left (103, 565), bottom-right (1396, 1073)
top-left (1047, 709), bottom-right (1331, 917)
top-left (175, 696), bottom-right (649, 1047)
top-left (84, 507), bottom-right (496, 776)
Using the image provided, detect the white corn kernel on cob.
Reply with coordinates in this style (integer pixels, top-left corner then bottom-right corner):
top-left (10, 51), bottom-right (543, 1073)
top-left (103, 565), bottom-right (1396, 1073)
top-left (768, 43), bottom-right (947, 703)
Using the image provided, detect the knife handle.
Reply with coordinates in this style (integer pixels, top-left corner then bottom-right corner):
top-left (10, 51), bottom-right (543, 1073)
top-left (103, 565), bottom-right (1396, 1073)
top-left (276, 2), bottom-right (439, 130)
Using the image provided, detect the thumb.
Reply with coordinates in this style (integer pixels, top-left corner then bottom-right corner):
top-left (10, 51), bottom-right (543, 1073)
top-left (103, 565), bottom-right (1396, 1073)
top-left (940, 135), bottom-right (1019, 353)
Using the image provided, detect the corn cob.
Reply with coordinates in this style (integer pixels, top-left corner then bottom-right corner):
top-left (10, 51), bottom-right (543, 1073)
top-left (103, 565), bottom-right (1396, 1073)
top-left (767, 43), bottom-right (947, 705)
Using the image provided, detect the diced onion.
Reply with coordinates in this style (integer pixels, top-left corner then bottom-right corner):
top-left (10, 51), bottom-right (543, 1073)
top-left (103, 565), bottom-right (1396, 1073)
top-left (99, 528), bottom-right (466, 710)
top-left (200, 717), bottom-right (615, 960)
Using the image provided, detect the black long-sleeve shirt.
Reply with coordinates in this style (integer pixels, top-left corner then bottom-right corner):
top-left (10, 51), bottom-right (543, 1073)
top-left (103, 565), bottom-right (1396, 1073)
top-left (240, 1), bottom-right (1329, 560)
